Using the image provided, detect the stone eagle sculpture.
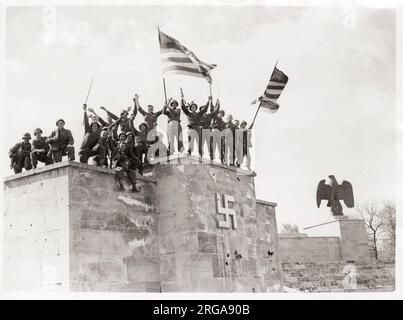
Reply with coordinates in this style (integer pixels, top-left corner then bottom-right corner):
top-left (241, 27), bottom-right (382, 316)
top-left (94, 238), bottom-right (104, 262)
top-left (316, 175), bottom-right (354, 216)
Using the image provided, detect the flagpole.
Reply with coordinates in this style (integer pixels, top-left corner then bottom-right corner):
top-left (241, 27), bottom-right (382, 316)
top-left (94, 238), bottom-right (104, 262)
top-left (84, 78), bottom-right (94, 105)
top-left (163, 78), bottom-right (168, 104)
top-left (250, 59), bottom-right (279, 126)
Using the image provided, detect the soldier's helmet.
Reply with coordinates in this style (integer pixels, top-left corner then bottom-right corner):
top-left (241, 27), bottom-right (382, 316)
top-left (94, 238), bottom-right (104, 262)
top-left (170, 100), bottom-right (179, 108)
top-left (189, 102), bottom-right (198, 111)
top-left (118, 132), bottom-right (127, 140)
top-left (241, 121), bottom-right (247, 126)
top-left (126, 131), bottom-right (135, 139)
top-left (218, 110), bottom-right (225, 116)
top-left (33, 128), bottom-right (43, 136)
top-left (22, 133), bottom-right (32, 140)
top-left (139, 122), bottom-right (148, 131)
top-left (120, 109), bottom-right (128, 116)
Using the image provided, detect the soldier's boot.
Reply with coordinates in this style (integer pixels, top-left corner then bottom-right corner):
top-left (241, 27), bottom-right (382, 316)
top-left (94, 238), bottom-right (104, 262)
top-left (131, 185), bottom-right (141, 193)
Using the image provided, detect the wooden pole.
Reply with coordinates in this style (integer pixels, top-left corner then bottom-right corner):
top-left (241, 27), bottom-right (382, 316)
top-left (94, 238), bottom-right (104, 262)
top-left (84, 78), bottom-right (94, 105)
top-left (163, 78), bottom-right (168, 104)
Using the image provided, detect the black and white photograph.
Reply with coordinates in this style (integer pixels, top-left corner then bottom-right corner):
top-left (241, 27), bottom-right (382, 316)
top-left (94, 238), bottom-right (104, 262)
top-left (0, 0), bottom-right (401, 302)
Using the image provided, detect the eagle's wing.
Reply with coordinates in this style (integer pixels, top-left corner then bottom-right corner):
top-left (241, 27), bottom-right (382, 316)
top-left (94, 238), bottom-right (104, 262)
top-left (338, 181), bottom-right (354, 208)
top-left (316, 179), bottom-right (331, 208)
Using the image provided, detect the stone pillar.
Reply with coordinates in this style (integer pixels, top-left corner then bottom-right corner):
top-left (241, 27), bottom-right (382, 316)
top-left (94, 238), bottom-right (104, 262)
top-left (337, 217), bottom-right (370, 262)
top-left (154, 157), bottom-right (282, 292)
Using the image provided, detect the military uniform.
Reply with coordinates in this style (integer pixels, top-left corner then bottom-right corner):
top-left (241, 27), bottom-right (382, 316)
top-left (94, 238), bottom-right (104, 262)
top-left (79, 111), bottom-right (106, 165)
top-left (129, 118), bottom-right (149, 168)
top-left (31, 128), bottom-right (53, 168)
top-left (46, 120), bottom-right (75, 162)
top-left (112, 143), bottom-right (140, 193)
top-left (181, 99), bottom-right (209, 156)
top-left (163, 100), bottom-right (183, 155)
top-left (9, 133), bottom-right (32, 174)
top-left (138, 106), bottom-right (163, 131)
top-left (223, 120), bottom-right (236, 165)
top-left (211, 108), bottom-right (226, 163)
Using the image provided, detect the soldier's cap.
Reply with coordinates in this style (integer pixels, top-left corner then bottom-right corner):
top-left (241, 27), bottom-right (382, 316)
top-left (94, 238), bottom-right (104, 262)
top-left (22, 133), bottom-right (32, 139)
top-left (147, 104), bottom-right (154, 109)
top-left (170, 100), bottom-right (179, 107)
top-left (33, 128), bottom-right (43, 135)
top-left (126, 131), bottom-right (135, 138)
top-left (118, 132), bottom-right (127, 139)
top-left (139, 122), bottom-right (148, 130)
top-left (120, 109), bottom-right (128, 116)
top-left (56, 119), bottom-right (65, 125)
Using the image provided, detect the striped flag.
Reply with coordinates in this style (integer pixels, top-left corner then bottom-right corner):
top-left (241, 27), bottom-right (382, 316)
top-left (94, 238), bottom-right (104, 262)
top-left (158, 30), bottom-right (217, 84)
top-left (260, 66), bottom-right (288, 113)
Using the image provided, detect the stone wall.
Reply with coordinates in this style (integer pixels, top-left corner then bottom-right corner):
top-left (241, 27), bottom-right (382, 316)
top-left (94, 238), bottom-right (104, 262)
top-left (154, 158), bottom-right (282, 292)
top-left (68, 163), bottom-right (158, 292)
top-left (279, 235), bottom-right (341, 263)
top-left (3, 159), bottom-right (281, 292)
top-left (282, 261), bottom-right (395, 292)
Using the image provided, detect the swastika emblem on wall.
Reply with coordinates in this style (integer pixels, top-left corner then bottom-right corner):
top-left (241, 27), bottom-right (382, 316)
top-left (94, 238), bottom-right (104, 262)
top-left (215, 193), bottom-right (237, 229)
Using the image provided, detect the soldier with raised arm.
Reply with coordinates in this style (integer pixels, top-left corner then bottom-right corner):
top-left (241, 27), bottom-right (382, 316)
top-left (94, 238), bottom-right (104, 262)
top-left (163, 94), bottom-right (183, 155)
top-left (79, 104), bottom-right (106, 165)
top-left (136, 95), bottom-right (164, 131)
top-left (210, 99), bottom-right (226, 163)
top-left (181, 90), bottom-right (211, 157)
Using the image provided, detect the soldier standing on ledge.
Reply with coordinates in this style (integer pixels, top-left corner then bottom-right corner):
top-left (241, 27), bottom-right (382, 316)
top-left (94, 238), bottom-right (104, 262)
top-left (9, 133), bottom-right (33, 174)
top-left (31, 128), bottom-right (53, 169)
top-left (211, 100), bottom-right (226, 163)
top-left (46, 118), bottom-right (75, 163)
top-left (163, 98), bottom-right (183, 155)
top-left (135, 95), bottom-right (164, 131)
top-left (112, 142), bottom-right (140, 193)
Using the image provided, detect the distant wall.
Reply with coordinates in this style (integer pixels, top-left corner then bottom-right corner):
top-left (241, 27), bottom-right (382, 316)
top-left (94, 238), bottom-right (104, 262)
top-left (282, 261), bottom-right (395, 292)
top-left (279, 235), bottom-right (341, 263)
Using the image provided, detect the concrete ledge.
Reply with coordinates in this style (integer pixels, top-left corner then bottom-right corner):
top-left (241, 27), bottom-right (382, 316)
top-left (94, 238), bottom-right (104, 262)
top-left (256, 199), bottom-right (277, 207)
top-left (161, 154), bottom-right (257, 177)
top-left (4, 160), bottom-right (158, 183)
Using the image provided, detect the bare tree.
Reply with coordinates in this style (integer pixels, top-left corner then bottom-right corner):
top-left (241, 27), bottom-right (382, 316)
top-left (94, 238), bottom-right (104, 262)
top-left (281, 223), bottom-right (300, 234)
top-left (356, 201), bottom-right (384, 260)
top-left (381, 201), bottom-right (396, 261)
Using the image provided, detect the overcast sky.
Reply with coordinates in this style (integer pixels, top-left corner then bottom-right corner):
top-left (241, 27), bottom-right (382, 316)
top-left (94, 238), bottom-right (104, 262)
top-left (3, 5), bottom-right (396, 229)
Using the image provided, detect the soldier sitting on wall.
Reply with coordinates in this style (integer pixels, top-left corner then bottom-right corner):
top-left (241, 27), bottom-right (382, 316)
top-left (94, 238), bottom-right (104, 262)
top-left (112, 142), bottom-right (140, 193)
top-left (31, 128), bottom-right (53, 169)
top-left (9, 133), bottom-right (33, 174)
top-left (46, 118), bottom-right (75, 163)
top-left (79, 104), bottom-right (106, 165)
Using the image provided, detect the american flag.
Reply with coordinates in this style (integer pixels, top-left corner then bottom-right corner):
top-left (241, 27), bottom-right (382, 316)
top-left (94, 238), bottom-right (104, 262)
top-left (260, 66), bottom-right (289, 113)
top-left (158, 30), bottom-right (217, 84)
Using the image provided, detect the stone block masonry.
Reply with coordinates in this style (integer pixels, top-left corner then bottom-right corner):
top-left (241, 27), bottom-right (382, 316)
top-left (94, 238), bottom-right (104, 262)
top-left (3, 158), bottom-right (281, 292)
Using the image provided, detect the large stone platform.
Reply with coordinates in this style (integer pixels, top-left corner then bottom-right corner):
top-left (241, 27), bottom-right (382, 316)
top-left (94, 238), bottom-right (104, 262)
top-left (3, 158), bottom-right (281, 292)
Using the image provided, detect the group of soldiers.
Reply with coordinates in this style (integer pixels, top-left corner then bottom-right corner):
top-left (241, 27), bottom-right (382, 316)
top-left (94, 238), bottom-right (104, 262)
top-left (9, 90), bottom-right (253, 193)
